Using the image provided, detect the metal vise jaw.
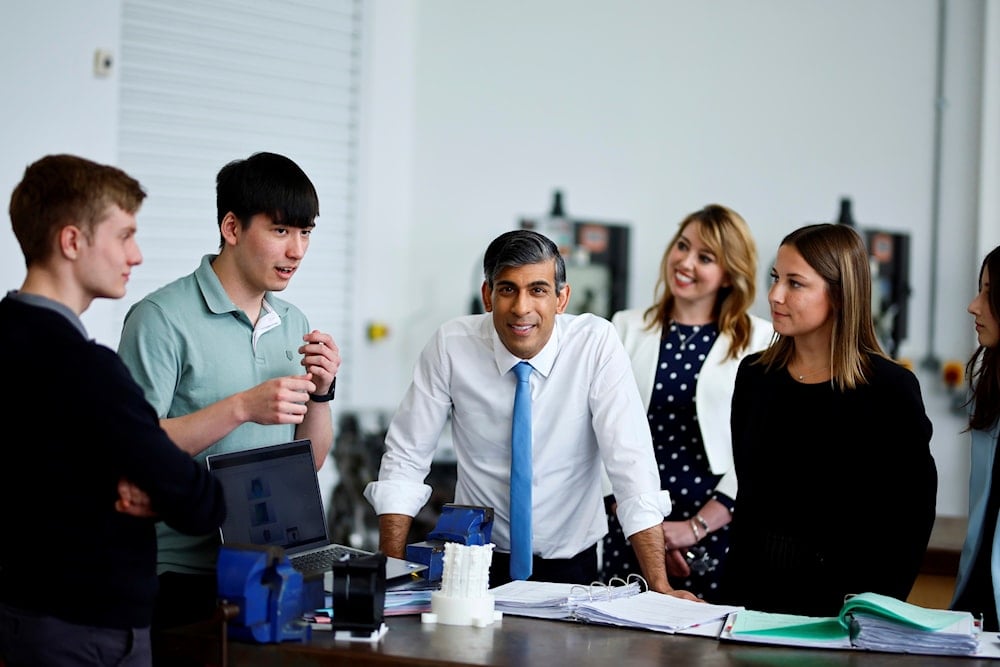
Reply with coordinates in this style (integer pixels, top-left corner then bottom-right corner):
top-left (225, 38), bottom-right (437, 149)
top-left (216, 544), bottom-right (313, 643)
top-left (405, 504), bottom-right (495, 581)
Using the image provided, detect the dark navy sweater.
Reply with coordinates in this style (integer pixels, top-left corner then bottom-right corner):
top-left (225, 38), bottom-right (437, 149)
top-left (0, 296), bottom-right (226, 629)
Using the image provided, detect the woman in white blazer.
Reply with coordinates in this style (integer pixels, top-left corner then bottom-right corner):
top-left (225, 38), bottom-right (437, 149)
top-left (602, 204), bottom-right (773, 601)
top-left (952, 244), bottom-right (999, 632)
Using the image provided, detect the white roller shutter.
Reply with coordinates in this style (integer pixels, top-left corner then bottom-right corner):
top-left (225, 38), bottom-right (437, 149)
top-left (116, 0), bottom-right (361, 395)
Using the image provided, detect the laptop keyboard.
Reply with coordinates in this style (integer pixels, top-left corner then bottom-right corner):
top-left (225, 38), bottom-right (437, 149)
top-left (290, 544), bottom-right (368, 574)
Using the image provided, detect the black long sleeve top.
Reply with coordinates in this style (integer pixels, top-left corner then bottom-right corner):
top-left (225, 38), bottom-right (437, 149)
top-left (722, 352), bottom-right (938, 616)
top-left (0, 296), bottom-right (226, 629)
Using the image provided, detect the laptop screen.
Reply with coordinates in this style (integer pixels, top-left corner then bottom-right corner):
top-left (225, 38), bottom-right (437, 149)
top-left (206, 439), bottom-right (328, 555)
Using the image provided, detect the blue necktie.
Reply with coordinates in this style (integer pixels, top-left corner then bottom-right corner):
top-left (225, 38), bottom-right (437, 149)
top-left (510, 361), bottom-right (534, 580)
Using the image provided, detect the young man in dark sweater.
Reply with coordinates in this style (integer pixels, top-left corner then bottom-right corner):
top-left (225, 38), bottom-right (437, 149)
top-left (0, 154), bottom-right (227, 667)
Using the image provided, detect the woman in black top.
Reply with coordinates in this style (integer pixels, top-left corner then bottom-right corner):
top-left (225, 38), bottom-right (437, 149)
top-left (721, 223), bottom-right (937, 617)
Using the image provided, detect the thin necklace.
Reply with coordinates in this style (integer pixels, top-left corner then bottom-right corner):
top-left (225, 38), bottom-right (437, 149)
top-left (671, 321), bottom-right (698, 350)
top-left (794, 366), bottom-right (830, 381)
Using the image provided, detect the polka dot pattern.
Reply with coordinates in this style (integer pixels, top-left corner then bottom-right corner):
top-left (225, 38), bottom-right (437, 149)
top-left (603, 322), bottom-right (732, 601)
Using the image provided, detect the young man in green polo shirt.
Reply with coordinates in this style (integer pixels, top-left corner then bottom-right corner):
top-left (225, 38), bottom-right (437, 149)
top-left (118, 151), bottom-right (340, 637)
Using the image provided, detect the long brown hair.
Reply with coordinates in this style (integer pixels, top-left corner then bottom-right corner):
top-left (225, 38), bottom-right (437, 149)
top-left (758, 223), bottom-right (889, 391)
top-left (643, 204), bottom-right (759, 360)
top-left (965, 245), bottom-right (1000, 431)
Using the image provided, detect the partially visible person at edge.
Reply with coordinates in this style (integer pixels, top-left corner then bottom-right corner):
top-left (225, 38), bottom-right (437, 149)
top-left (0, 154), bottom-right (226, 667)
top-left (602, 204), bottom-right (773, 602)
top-left (364, 229), bottom-right (699, 599)
top-left (721, 222), bottom-right (937, 616)
top-left (951, 244), bottom-right (1000, 632)
top-left (117, 152), bottom-right (338, 636)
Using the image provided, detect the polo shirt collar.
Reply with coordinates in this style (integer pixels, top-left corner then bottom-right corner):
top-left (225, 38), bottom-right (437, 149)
top-left (193, 254), bottom-right (289, 318)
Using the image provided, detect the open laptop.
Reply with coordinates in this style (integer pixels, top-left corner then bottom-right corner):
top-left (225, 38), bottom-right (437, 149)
top-left (205, 438), bottom-right (426, 584)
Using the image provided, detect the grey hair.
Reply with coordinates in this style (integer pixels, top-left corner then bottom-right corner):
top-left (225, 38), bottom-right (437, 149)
top-left (483, 229), bottom-right (566, 290)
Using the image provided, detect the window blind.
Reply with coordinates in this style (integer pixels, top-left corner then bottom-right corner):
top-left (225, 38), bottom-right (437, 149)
top-left (116, 0), bottom-right (361, 394)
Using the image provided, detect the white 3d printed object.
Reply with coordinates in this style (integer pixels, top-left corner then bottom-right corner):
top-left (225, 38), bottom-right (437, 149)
top-left (421, 543), bottom-right (502, 627)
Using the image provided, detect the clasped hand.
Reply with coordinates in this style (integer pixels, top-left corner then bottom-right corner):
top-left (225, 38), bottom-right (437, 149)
top-left (298, 329), bottom-right (340, 397)
top-left (115, 478), bottom-right (154, 518)
top-left (662, 519), bottom-right (701, 577)
top-left (239, 330), bottom-right (341, 424)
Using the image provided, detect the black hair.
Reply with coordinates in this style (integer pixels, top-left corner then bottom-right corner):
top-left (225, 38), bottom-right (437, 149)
top-left (215, 152), bottom-right (319, 247)
top-left (965, 244), bottom-right (1000, 431)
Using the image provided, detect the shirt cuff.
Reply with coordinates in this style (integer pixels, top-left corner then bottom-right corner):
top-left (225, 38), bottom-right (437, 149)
top-left (362, 479), bottom-right (433, 517)
top-left (615, 490), bottom-right (672, 539)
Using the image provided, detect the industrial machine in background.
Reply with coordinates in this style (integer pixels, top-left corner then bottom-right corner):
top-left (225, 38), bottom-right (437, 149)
top-left (513, 190), bottom-right (631, 321)
top-left (864, 226), bottom-right (911, 359)
top-left (833, 197), bottom-right (912, 359)
top-left (327, 411), bottom-right (458, 552)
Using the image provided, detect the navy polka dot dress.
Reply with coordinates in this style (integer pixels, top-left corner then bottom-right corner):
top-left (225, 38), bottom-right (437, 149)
top-left (602, 321), bottom-right (733, 601)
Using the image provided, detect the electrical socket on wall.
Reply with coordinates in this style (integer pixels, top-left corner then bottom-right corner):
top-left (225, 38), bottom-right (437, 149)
top-left (94, 49), bottom-right (114, 77)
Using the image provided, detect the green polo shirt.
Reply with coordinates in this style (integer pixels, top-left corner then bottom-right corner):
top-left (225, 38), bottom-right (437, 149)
top-left (119, 254), bottom-right (309, 574)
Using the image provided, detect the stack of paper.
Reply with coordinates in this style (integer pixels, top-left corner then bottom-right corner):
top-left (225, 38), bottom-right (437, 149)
top-left (720, 592), bottom-right (983, 658)
top-left (490, 580), bottom-right (741, 635)
top-left (490, 580), bottom-right (642, 620)
top-left (305, 581), bottom-right (439, 624)
top-left (842, 593), bottom-right (980, 656)
top-left (384, 588), bottom-right (435, 616)
top-left (574, 590), bottom-right (743, 634)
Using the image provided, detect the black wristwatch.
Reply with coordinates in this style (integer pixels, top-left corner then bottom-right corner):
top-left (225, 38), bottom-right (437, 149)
top-left (309, 376), bottom-right (336, 403)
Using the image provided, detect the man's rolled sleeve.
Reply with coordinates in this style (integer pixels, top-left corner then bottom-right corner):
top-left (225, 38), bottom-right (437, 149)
top-left (615, 489), bottom-right (672, 539)
top-left (363, 479), bottom-right (432, 517)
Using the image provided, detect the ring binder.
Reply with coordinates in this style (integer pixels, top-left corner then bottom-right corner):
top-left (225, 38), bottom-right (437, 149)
top-left (720, 592), bottom-right (984, 657)
top-left (490, 578), bottom-right (740, 633)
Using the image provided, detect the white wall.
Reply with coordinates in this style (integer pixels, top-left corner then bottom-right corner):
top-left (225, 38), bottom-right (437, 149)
top-left (0, 0), bottom-right (122, 342)
top-left (980, 1), bottom-right (1000, 260)
top-left (352, 0), bottom-right (418, 427)
top-left (354, 0), bottom-right (991, 518)
top-left (2, 0), bottom-right (995, 517)
top-left (392, 0), bottom-right (984, 363)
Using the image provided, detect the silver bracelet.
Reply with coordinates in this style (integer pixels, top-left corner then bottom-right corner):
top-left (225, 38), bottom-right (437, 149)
top-left (689, 518), bottom-right (701, 542)
top-left (695, 514), bottom-right (710, 534)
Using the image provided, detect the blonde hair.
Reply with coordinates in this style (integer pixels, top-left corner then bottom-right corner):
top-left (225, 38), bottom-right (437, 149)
top-left (758, 223), bottom-right (889, 390)
top-left (644, 204), bottom-right (759, 360)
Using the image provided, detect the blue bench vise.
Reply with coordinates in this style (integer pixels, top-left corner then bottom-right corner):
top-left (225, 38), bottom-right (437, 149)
top-left (216, 543), bottom-right (315, 644)
top-left (405, 504), bottom-right (494, 581)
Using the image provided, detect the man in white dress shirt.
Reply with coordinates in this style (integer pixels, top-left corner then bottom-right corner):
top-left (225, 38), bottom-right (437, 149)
top-left (364, 229), bottom-right (698, 598)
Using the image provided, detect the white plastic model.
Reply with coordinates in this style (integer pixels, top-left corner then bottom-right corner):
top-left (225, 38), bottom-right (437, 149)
top-left (421, 543), bottom-right (502, 627)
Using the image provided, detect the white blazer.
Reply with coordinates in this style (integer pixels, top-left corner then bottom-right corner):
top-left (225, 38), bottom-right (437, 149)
top-left (609, 308), bottom-right (774, 502)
